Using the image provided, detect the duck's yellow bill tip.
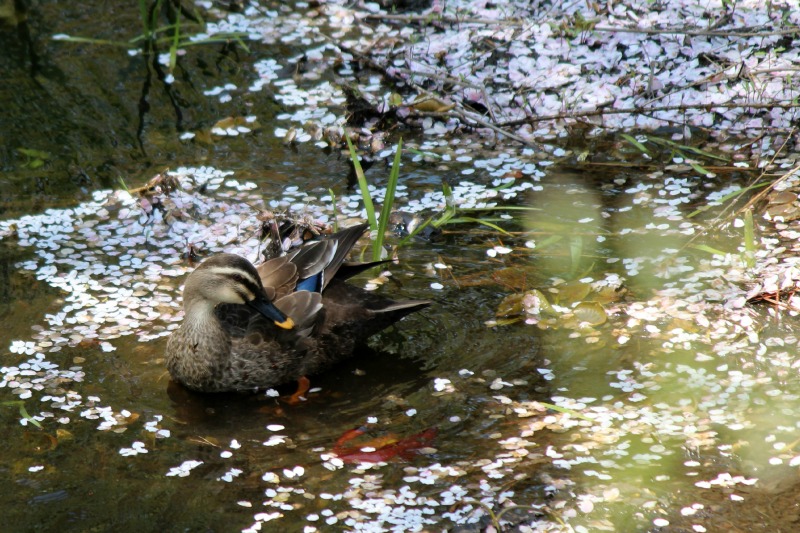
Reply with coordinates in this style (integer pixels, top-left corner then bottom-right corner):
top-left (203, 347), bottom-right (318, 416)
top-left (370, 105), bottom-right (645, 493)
top-left (275, 317), bottom-right (295, 330)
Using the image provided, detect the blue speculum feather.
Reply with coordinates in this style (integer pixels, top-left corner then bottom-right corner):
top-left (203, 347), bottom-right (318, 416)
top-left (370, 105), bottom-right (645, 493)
top-left (296, 273), bottom-right (322, 292)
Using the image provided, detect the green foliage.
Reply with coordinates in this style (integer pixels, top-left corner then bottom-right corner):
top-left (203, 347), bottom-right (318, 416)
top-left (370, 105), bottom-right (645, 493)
top-left (374, 138), bottom-right (403, 261)
top-left (620, 133), bottom-right (649, 155)
top-left (346, 138), bottom-right (534, 259)
top-left (17, 148), bottom-right (49, 169)
top-left (647, 136), bottom-right (729, 161)
top-left (398, 183), bottom-right (540, 247)
top-left (621, 134), bottom-right (729, 179)
top-left (347, 134), bottom-right (404, 261)
top-left (328, 188), bottom-right (339, 232)
top-left (1, 401), bottom-right (42, 428)
top-left (743, 208), bottom-right (756, 268)
top-left (346, 133), bottom-right (378, 232)
top-left (54, 0), bottom-right (249, 59)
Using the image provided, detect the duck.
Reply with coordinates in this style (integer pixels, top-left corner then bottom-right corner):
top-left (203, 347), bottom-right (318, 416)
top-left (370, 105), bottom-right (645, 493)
top-left (165, 223), bottom-right (431, 393)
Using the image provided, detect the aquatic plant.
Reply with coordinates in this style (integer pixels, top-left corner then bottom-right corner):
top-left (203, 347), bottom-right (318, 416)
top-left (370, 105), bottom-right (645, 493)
top-left (53, 0), bottom-right (249, 59)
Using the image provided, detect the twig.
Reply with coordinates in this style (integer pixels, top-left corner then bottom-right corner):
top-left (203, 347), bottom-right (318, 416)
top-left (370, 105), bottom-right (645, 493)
top-left (496, 101), bottom-right (800, 128)
top-left (593, 25), bottom-right (800, 38)
top-left (679, 129), bottom-right (797, 254)
top-left (326, 32), bottom-right (537, 146)
top-left (451, 110), bottom-right (538, 148)
top-left (363, 13), bottom-right (527, 26)
top-left (363, 12), bottom-right (800, 38)
top-left (328, 14), bottom-right (800, 145)
top-left (738, 134), bottom-right (799, 216)
top-left (386, 66), bottom-right (485, 90)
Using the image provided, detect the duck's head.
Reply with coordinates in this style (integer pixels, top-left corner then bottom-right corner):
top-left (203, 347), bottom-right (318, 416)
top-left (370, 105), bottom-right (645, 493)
top-left (183, 254), bottom-right (294, 329)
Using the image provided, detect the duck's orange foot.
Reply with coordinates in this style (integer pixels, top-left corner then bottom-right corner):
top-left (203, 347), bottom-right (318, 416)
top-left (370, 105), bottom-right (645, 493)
top-left (286, 376), bottom-right (311, 405)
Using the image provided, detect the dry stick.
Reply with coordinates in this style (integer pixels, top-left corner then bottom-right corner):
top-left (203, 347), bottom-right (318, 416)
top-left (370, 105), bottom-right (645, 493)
top-left (677, 130), bottom-right (797, 255)
top-left (363, 12), bottom-right (800, 38)
top-left (737, 132), bottom-right (799, 216)
top-left (387, 66), bottom-right (486, 90)
top-left (391, 60), bottom-right (800, 133)
top-left (331, 35), bottom-right (540, 147)
top-left (496, 101), bottom-right (800, 128)
top-left (450, 110), bottom-right (538, 148)
top-left (592, 25), bottom-right (800, 38)
top-left (641, 56), bottom-right (800, 110)
top-left (481, 84), bottom-right (499, 124)
top-left (363, 13), bottom-right (529, 26)
top-left (328, 22), bottom-right (799, 145)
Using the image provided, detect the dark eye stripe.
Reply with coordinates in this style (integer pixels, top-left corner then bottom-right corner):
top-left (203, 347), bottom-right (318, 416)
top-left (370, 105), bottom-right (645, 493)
top-left (233, 286), bottom-right (254, 302)
top-left (203, 264), bottom-right (264, 300)
top-left (227, 274), bottom-right (260, 300)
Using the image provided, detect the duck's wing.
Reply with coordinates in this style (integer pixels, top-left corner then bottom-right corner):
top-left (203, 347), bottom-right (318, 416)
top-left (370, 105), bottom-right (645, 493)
top-left (257, 255), bottom-right (299, 300)
top-left (236, 291), bottom-right (323, 360)
top-left (275, 291), bottom-right (323, 337)
top-left (287, 223), bottom-right (370, 292)
top-left (319, 280), bottom-right (431, 338)
top-left (286, 239), bottom-right (337, 290)
top-left (319, 223), bottom-right (370, 286)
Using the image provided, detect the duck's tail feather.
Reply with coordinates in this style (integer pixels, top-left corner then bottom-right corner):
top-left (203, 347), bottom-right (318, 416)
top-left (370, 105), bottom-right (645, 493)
top-left (336, 259), bottom-right (392, 280)
top-left (374, 299), bottom-right (431, 315)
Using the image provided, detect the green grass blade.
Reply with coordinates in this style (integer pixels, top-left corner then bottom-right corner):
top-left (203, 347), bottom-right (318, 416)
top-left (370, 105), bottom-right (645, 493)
top-left (490, 180), bottom-right (519, 191)
top-left (446, 216), bottom-right (513, 235)
top-left (648, 137), bottom-right (730, 161)
top-left (689, 161), bottom-right (713, 176)
top-left (53, 36), bottom-right (133, 47)
top-left (457, 205), bottom-right (542, 213)
top-left (397, 216), bottom-right (435, 246)
top-left (18, 403), bottom-right (42, 428)
top-left (374, 139), bottom-right (403, 261)
top-left (536, 401), bottom-right (595, 422)
top-left (443, 181), bottom-right (455, 208)
top-left (230, 35), bottom-right (251, 54)
top-left (328, 188), bottom-right (339, 232)
top-left (744, 208), bottom-right (755, 268)
top-left (621, 133), bottom-right (650, 154)
top-left (690, 244), bottom-right (728, 256)
top-left (169, 8), bottom-right (181, 70)
top-left (432, 210), bottom-right (454, 228)
top-left (346, 133), bottom-right (377, 230)
top-left (406, 147), bottom-right (441, 159)
top-left (138, 0), bottom-right (150, 39)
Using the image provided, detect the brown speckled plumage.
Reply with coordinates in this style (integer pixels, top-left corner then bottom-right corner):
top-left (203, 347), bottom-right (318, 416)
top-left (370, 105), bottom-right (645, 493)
top-left (165, 223), bottom-right (430, 392)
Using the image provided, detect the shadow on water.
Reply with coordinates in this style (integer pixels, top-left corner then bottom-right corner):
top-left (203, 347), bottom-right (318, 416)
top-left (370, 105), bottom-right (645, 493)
top-left (0, 3), bottom-right (669, 530)
top-left (164, 343), bottom-right (430, 432)
top-left (1, 0), bottom-right (302, 218)
top-left (0, 274), bottom-right (546, 531)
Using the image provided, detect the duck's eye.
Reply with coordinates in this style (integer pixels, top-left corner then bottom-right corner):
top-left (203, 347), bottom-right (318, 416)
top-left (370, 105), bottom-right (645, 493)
top-left (233, 287), bottom-right (252, 302)
top-left (223, 273), bottom-right (260, 302)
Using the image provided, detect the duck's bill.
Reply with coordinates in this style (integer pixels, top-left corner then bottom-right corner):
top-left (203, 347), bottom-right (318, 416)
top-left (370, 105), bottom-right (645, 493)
top-left (247, 296), bottom-right (295, 329)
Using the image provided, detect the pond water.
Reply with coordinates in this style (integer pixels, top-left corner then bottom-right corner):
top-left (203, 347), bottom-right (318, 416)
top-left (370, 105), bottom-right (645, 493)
top-left (4, 2), bottom-right (800, 532)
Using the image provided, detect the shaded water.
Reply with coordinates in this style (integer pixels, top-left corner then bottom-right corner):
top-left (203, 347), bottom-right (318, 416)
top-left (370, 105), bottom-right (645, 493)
top-left (6, 2), bottom-right (800, 533)
top-left (0, 18), bottom-right (546, 520)
top-left (0, 208), bottom-right (546, 531)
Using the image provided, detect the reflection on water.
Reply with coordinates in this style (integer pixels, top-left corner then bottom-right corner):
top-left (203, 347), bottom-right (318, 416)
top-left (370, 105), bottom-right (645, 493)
top-left (4, 157), bottom-right (797, 532)
top-left (5, 2), bottom-right (800, 532)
